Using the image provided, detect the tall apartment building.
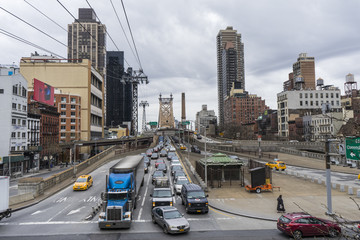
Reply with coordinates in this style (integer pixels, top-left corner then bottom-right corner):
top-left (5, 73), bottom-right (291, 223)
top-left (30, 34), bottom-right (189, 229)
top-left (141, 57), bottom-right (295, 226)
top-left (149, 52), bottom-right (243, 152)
top-left (106, 51), bottom-right (132, 127)
top-left (293, 53), bottom-right (316, 90)
top-left (68, 8), bottom-right (106, 76)
top-left (277, 87), bottom-right (341, 138)
top-left (224, 83), bottom-right (269, 126)
top-left (217, 26), bottom-right (245, 127)
top-left (20, 57), bottom-right (104, 142)
top-left (0, 67), bottom-right (28, 176)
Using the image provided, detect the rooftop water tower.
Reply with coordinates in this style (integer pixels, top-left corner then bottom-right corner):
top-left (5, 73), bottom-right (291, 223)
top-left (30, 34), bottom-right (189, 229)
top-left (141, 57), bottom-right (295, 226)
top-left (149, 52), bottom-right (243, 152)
top-left (295, 74), bottom-right (304, 90)
top-left (344, 73), bottom-right (357, 97)
top-left (316, 78), bottom-right (324, 90)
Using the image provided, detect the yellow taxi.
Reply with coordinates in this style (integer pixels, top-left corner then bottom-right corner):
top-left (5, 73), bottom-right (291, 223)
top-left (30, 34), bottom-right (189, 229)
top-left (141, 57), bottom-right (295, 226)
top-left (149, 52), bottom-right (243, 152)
top-left (180, 144), bottom-right (187, 150)
top-left (73, 175), bottom-right (93, 191)
top-left (266, 160), bottom-right (286, 171)
top-left (358, 173), bottom-right (360, 180)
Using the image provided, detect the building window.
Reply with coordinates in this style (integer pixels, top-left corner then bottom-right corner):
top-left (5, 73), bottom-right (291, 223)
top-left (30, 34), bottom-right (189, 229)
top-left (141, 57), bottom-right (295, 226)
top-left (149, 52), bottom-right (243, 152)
top-left (11, 146), bottom-right (15, 151)
top-left (71, 126), bottom-right (75, 130)
top-left (71, 119), bottom-right (76, 124)
top-left (331, 93), bottom-right (334, 98)
top-left (22, 105), bottom-right (26, 111)
top-left (71, 133), bottom-right (76, 138)
top-left (316, 101), bottom-right (319, 106)
top-left (13, 85), bottom-right (18, 95)
top-left (61, 104), bottom-right (66, 109)
top-left (12, 103), bottom-right (16, 109)
top-left (321, 93), bottom-right (323, 98)
top-left (61, 126), bottom-right (66, 130)
top-left (315, 93), bottom-right (318, 98)
top-left (326, 93), bottom-right (329, 98)
top-left (305, 93), bottom-right (308, 98)
top-left (61, 97), bottom-right (66, 103)
top-left (22, 132), bottom-right (26, 138)
top-left (61, 111), bottom-right (66, 116)
top-left (11, 132), bottom-right (16, 138)
top-left (0, 89), bottom-right (4, 94)
top-left (71, 105), bottom-right (76, 109)
top-left (71, 98), bottom-right (76, 103)
top-left (310, 101), bottom-right (313, 106)
top-left (71, 112), bottom-right (76, 116)
top-left (61, 118), bottom-right (66, 123)
top-left (17, 119), bottom-right (21, 125)
top-left (305, 101), bottom-right (308, 106)
top-left (336, 93), bottom-right (339, 98)
top-left (22, 87), bottom-right (27, 97)
top-left (61, 133), bottom-right (66, 138)
top-left (22, 120), bottom-right (26, 126)
top-left (12, 119), bottom-right (16, 125)
top-left (17, 132), bottom-right (20, 138)
top-left (299, 93), bottom-right (302, 98)
top-left (18, 104), bottom-right (21, 110)
top-left (300, 101), bottom-right (303, 106)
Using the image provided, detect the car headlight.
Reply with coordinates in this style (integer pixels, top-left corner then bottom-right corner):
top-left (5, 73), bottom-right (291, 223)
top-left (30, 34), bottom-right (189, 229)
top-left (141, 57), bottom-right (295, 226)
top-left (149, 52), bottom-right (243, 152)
top-left (170, 202), bottom-right (173, 206)
top-left (152, 202), bottom-right (155, 207)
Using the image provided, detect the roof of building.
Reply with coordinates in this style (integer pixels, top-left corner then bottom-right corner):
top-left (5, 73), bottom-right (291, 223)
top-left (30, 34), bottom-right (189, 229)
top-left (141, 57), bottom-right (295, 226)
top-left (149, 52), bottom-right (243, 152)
top-left (199, 153), bottom-right (244, 166)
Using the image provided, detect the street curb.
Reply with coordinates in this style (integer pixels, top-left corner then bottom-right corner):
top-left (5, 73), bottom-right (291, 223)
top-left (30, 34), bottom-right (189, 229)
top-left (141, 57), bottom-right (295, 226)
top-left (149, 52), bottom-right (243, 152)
top-left (209, 204), bottom-right (277, 222)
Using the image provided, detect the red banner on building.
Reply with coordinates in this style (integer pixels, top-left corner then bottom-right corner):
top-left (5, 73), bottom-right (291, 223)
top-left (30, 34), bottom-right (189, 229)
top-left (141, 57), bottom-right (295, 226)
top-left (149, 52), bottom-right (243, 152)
top-left (33, 78), bottom-right (54, 106)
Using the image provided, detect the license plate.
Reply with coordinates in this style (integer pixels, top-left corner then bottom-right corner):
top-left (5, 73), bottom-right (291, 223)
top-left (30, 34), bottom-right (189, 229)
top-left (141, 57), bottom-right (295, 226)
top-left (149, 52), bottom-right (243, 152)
top-left (179, 229), bottom-right (184, 232)
top-left (197, 210), bottom-right (201, 212)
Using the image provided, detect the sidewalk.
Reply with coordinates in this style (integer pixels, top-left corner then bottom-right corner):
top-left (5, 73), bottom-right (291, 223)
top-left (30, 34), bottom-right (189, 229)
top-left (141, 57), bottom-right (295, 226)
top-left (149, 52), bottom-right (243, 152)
top-left (207, 164), bottom-right (360, 223)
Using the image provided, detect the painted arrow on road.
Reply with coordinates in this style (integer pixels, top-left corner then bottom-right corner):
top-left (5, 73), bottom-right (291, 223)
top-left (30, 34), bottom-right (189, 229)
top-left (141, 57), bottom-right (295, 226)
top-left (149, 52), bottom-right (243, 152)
top-left (67, 206), bottom-right (86, 216)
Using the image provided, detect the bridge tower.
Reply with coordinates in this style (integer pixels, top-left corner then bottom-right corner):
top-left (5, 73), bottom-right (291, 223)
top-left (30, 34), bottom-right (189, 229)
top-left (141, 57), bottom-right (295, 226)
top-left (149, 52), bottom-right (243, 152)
top-left (139, 101), bottom-right (149, 132)
top-left (158, 94), bottom-right (174, 128)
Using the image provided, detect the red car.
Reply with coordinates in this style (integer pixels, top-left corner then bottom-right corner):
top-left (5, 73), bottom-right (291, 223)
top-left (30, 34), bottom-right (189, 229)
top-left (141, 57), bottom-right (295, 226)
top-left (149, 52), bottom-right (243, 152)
top-left (277, 212), bottom-right (341, 240)
top-left (155, 159), bottom-right (165, 168)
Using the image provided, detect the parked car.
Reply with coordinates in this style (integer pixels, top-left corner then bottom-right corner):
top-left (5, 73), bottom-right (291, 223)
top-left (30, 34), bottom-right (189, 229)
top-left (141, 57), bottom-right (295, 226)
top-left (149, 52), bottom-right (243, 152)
top-left (181, 183), bottom-right (208, 213)
top-left (277, 212), bottom-right (341, 240)
top-left (151, 206), bottom-right (190, 234)
top-left (266, 161), bottom-right (286, 171)
top-left (173, 176), bottom-right (189, 194)
top-left (73, 175), bottom-right (93, 191)
top-left (191, 145), bottom-right (201, 154)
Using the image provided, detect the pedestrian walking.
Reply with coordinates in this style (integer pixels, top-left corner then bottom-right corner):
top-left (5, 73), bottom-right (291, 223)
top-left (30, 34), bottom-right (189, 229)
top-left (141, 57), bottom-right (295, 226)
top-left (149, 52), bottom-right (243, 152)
top-left (277, 195), bottom-right (285, 213)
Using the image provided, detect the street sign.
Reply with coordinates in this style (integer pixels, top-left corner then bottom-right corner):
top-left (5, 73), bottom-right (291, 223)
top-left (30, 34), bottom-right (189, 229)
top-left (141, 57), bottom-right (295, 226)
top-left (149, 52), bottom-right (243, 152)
top-left (345, 137), bottom-right (360, 161)
top-left (181, 121), bottom-right (190, 125)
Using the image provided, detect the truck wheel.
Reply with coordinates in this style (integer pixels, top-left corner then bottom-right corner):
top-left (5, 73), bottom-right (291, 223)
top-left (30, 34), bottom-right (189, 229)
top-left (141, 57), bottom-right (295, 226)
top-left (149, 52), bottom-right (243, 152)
top-left (151, 215), bottom-right (156, 224)
top-left (256, 188), bottom-right (261, 194)
top-left (185, 206), bottom-right (189, 213)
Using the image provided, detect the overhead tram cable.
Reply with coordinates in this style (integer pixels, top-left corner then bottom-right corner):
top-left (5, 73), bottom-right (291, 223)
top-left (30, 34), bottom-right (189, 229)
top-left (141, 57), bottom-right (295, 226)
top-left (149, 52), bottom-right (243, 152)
top-left (0, 5), bottom-right (67, 47)
top-left (110, 0), bottom-right (140, 69)
top-left (23, 0), bottom-right (68, 32)
top-left (120, 0), bottom-right (143, 70)
top-left (85, 0), bottom-right (130, 68)
top-left (0, 28), bottom-right (66, 59)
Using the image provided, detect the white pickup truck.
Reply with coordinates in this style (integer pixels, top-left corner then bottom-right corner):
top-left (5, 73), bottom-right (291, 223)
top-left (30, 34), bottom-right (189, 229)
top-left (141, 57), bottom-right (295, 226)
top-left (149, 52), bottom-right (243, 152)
top-left (0, 176), bottom-right (11, 221)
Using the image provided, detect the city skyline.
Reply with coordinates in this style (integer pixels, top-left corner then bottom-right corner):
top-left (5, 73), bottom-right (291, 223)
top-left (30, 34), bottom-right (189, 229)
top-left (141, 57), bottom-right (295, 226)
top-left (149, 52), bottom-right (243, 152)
top-left (1, 1), bottom-right (360, 123)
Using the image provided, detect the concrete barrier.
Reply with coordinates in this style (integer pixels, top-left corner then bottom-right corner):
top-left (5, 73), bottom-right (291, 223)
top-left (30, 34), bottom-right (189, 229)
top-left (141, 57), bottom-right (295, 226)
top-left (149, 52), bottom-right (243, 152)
top-left (340, 184), bottom-right (345, 192)
top-left (317, 178), bottom-right (322, 184)
top-left (10, 192), bottom-right (34, 205)
top-left (348, 187), bottom-right (354, 195)
top-left (332, 183), bottom-right (337, 189)
top-left (357, 189), bottom-right (360, 198)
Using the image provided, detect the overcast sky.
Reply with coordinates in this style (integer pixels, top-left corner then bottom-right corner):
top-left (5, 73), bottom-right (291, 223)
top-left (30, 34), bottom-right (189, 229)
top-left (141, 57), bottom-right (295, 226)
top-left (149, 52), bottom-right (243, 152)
top-left (1, 0), bottom-right (360, 126)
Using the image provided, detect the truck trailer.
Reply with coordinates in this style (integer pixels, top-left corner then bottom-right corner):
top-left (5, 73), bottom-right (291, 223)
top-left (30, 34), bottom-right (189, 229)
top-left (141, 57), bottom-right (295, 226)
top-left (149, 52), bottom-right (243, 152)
top-left (0, 176), bottom-right (11, 221)
top-left (98, 155), bottom-right (144, 229)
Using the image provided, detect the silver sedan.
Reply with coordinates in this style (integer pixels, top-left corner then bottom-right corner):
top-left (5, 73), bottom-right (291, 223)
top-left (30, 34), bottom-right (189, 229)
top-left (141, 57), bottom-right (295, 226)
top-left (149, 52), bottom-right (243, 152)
top-left (151, 206), bottom-right (190, 234)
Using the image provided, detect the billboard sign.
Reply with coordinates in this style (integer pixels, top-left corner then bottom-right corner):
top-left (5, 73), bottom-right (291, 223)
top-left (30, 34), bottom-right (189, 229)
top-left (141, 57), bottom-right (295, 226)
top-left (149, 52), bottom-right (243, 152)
top-left (33, 78), bottom-right (54, 106)
top-left (345, 137), bottom-right (360, 161)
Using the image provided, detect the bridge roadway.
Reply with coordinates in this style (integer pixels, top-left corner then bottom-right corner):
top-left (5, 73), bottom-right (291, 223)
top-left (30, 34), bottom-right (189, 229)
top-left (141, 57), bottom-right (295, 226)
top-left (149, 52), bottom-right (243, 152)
top-left (2, 144), bottom-right (359, 239)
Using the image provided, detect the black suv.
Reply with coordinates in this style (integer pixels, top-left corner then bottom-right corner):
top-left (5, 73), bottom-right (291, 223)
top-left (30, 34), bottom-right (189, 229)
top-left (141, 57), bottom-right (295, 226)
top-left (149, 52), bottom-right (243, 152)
top-left (181, 183), bottom-right (208, 213)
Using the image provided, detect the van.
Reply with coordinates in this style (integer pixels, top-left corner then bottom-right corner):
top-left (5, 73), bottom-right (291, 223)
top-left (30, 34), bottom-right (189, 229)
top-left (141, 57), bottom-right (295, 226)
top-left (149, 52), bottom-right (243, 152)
top-left (181, 183), bottom-right (208, 213)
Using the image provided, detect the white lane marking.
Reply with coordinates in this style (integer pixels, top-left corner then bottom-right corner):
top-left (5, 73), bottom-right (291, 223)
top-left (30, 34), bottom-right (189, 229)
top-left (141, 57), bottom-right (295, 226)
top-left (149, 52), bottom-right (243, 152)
top-left (31, 210), bottom-right (44, 215)
top-left (55, 197), bottom-right (69, 203)
top-left (138, 165), bottom-right (152, 221)
top-left (82, 196), bottom-right (99, 202)
top-left (47, 204), bottom-right (71, 222)
top-left (67, 206), bottom-right (86, 216)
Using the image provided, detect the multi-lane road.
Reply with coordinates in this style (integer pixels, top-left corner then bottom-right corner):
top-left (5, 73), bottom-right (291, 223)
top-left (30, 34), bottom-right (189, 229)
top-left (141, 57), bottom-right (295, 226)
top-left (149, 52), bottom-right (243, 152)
top-left (0, 149), bottom-right (292, 240)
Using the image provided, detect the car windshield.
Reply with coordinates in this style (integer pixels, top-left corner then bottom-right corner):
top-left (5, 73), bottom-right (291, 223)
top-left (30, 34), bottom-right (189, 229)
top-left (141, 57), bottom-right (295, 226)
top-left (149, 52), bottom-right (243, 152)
top-left (153, 190), bottom-right (172, 197)
top-left (279, 163), bottom-right (285, 166)
top-left (172, 165), bottom-right (182, 170)
top-left (175, 179), bottom-right (189, 185)
top-left (76, 178), bottom-right (87, 182)
top-left (175, 171), bottom-right (185, 177)
top-left (108, 192), bottom-right (127, 200)
top-left (279, 216), bottom-right (291, 223)
top-left (153, 171), bottom-right (164, 177)
top-left (158, 164), bottom-right (166, 169)
top-left (188, 191), bottom-right (205, 198)
top-left (164, 210), bottom-right (182, 219)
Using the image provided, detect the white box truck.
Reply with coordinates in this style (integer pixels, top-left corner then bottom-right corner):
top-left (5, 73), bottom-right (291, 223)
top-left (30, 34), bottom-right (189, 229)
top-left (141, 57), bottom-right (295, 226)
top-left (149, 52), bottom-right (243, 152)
top-left (0, 176), bottom-right (11, 220)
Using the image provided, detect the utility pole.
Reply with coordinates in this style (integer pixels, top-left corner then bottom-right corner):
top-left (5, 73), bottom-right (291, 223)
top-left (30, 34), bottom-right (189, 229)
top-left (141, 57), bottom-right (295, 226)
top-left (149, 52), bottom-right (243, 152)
top-left (139, 101), bottom-right (149, 133)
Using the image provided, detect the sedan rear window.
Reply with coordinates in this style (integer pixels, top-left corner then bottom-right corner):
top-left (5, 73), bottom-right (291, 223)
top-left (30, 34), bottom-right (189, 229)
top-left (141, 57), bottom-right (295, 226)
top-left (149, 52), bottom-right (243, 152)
top-left (279, 216), bottom-right (291, 223)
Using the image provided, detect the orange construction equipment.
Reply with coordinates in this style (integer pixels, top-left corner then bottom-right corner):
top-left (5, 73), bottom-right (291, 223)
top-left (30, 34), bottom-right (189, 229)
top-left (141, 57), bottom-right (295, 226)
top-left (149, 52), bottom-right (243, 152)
top-left (245, 183), bottom-right (280, 193)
